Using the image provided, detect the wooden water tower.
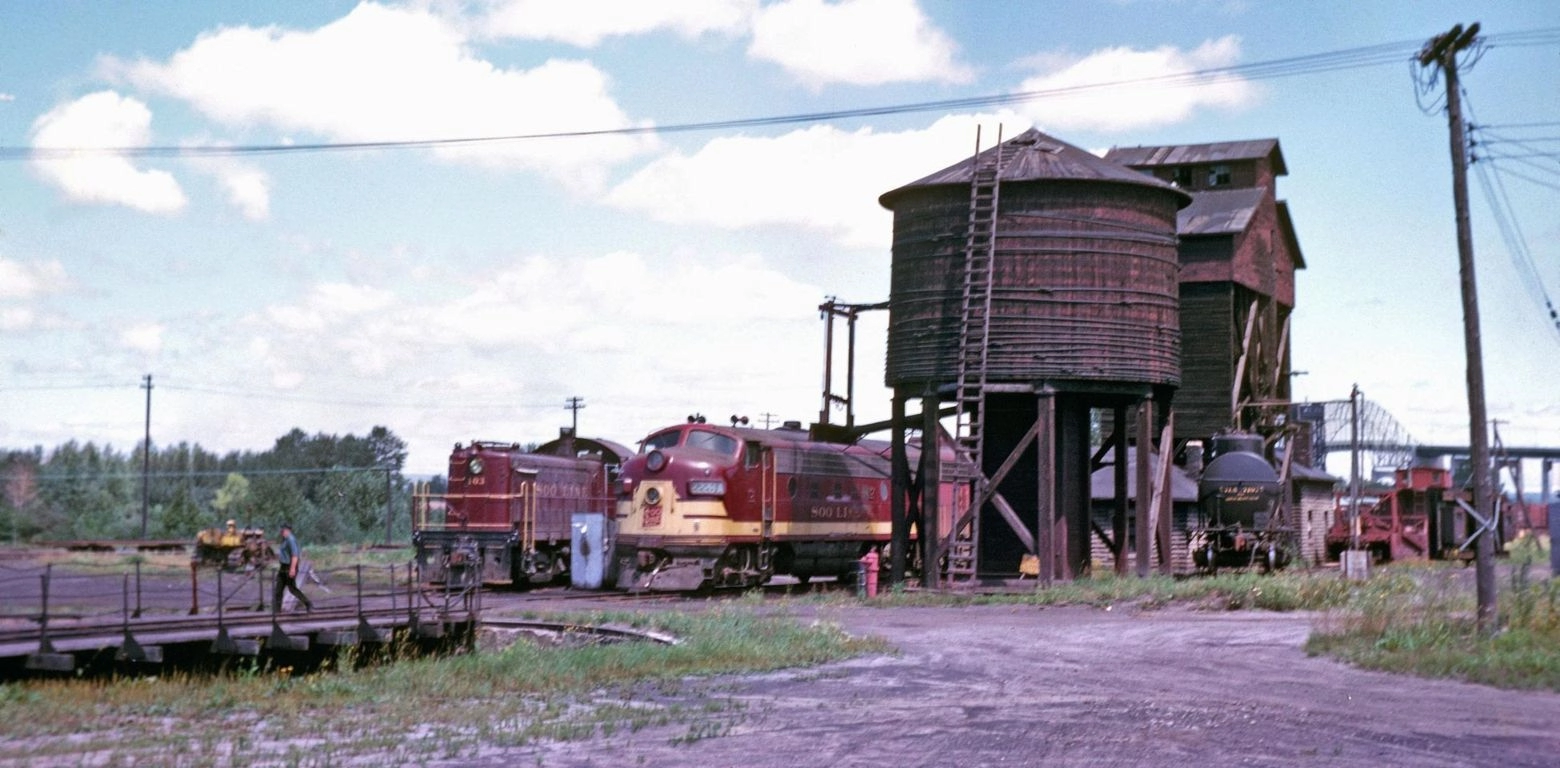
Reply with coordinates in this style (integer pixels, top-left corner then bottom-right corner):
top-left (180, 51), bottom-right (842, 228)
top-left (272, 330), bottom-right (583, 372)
top-left (879, 128), bottom-right (1191, 584)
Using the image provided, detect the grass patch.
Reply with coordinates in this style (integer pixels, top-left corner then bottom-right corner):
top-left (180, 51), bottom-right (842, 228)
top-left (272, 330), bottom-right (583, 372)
top-left (0, 605), bottom-right (883, 766)
top-left (1306, 537), bottom-right (1560, 691)
top-left (852, 568), bottom-right (1364, 613)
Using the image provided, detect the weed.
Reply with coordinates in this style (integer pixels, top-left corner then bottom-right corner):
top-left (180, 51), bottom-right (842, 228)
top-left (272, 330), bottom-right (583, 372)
top-left (0, 607), bottom-right (875, 764)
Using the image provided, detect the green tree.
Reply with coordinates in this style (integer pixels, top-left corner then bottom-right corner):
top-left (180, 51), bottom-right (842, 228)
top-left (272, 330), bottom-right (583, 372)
top-left (1, 450), bottom-right (44, 543)
top-left (318, 469), bottom-right (389, 542)
top-left (158, 484), bottom-right (205, 538)
top-left (40, 441), bottom-right (136, 540)
top-left (212, 473), bottom-right (252, 523)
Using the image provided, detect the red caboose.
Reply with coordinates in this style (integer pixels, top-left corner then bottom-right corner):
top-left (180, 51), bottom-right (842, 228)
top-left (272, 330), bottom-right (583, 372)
top-left (412, 433), bottom-right (629, 587)
top-left (1325, 466), bottom-right (1474, 563)
top-left (613, 420), bottom-right (967, 591)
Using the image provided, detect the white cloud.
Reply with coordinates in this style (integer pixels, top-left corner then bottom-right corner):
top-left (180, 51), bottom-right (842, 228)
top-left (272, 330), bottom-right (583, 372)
top-left (265, 282), bottom-right (395, 334)
top-left (112, 2), bottom-right (656, 191)
top-left (0, 257), bottom-right (70, 299)
top-left (120, 322), bottom-right (165, 354)
top-left (27, 91), bottom-right (188, 213)
top-left (242, 248), bottom-right (823, 420)
top-left (749, 0), bottom-right (974, 88)
top-left (0, 93), bottom-right (15, 102)
top-left (0, 308), bottom-right (37, 331)
top-left (606, 113), bottom-right (1015, 248)
top-left (197, 159), bottom-right (271, 220)
top-left (1013, 36), bottom-right (1257, 132)
top-left (473, 0), bottom-right (755, 46)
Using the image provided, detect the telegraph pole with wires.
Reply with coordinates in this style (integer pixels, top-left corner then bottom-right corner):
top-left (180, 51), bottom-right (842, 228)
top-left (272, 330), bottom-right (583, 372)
top-left (1418, 22), bottom-right (1498, 635)
top-left (140, 374), bottom-right (152, 539)
top-left (564, 396), bottom-right (585, 435)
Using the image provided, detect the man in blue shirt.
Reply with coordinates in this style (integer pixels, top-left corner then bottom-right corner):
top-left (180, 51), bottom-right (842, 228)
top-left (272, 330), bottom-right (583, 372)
top-left (274, 522), bottom-right (314, 613)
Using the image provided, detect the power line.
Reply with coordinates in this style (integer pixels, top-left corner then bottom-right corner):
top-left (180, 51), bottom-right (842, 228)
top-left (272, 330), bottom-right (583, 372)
top-left (1486, 164), bottom-right (1560, 192)
top-left (1474, 121), bottom-right (1560, 130)
top-left (0, 383), bottom-right (133, 392)
top-left (156, 382), bottom-right (565, 410)
top-left (12, 32), bottom-right (1557, 161)
top-left (32, 465), bottom-right (389, 481)
top-left (2, 379), bottom-right (583, 411)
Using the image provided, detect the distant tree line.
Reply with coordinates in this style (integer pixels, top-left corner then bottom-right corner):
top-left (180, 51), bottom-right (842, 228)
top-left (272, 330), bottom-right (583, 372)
top-left (0, 426), bottom-right (413, 545)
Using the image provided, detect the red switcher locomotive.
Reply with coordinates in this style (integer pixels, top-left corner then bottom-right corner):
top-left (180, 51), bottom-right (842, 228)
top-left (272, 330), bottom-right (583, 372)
top-left (412, 432), bottom-right (630, 587)
top-left (614, 419), bottom-right (968, 591)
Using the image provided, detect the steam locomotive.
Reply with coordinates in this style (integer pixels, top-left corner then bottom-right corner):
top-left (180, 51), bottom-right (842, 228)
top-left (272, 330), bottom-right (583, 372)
top-left (613, 419), bottom-right (967, 592)
top-left (411, 432), bottom-right (630, 587)
top-left (1190, 433), bottom-right (1292, 573)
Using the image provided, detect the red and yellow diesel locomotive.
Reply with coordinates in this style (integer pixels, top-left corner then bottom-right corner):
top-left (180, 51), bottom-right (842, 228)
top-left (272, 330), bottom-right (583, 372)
top-left (412, 432), bottom-right (630, 587)
top-left (613, 419), bottom-right (967, 591)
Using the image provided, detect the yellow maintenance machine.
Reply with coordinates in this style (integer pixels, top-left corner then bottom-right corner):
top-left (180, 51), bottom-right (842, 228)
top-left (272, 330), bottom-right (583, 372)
top-left (193, 519), bottom-right (276, 571)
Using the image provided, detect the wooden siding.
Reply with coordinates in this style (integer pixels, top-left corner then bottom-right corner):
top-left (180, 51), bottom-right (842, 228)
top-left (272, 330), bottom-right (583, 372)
top-left (1177, 283), bottom-right (1239, 441)
top-left (885, 181), bottom-right (1183, 389)
top-left (1294, 482), bottom-right (1338, 566)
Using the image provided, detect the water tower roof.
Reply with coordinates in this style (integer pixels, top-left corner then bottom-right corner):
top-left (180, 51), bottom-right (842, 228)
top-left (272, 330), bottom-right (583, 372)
top-left (879, 127), bottom-right (1191, 210)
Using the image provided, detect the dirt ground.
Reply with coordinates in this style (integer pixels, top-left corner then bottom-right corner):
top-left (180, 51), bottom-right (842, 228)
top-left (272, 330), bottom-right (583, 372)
top-left (6, 554), bottom-right (1559, 766)
top-left (466, 601), bottom-right (1560, 768)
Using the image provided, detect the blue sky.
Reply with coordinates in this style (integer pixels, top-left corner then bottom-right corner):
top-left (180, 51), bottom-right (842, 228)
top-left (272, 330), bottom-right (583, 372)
top-left (1, 1), bottom-right (1556, 481)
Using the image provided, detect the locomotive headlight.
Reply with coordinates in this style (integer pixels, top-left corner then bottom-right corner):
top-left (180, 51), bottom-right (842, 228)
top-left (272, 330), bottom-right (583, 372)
top-left (467, 457), bottom-right (485, 476)
top-left (645, 487), bottom-right (662, 505)
top-left (645, 450), bottom-right (668, 473)
top-left (688, 480), bottom-right (726, 496)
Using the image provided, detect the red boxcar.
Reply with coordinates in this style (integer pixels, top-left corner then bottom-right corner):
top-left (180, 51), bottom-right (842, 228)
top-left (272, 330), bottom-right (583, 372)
top-left (613, 420), bottom-right (967, 591)
top-left (412, 433), bottom-right (629, 586)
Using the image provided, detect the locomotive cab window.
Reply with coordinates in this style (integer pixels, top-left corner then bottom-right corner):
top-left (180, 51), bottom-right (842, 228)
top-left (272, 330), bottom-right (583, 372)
top-left (641, 430), bottom-right (682, 453)
top-left (685, 429), bottom-right (738, 456)
top-left (743, 440), bottom-right (762, 469)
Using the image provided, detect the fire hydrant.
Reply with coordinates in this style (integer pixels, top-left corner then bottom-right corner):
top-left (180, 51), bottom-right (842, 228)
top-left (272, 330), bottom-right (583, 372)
top-left (858, 549), bottom-right (880, 599)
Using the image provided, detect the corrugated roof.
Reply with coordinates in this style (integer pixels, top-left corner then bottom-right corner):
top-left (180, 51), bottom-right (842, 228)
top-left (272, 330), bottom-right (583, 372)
top-left (880, 127), bottom-right (1190, 209)
top-left (1089, 447), bottom-right (1199, 502)
top-left (1178, 187), bottom-right (1266, 236)
top-left (1104, 139), bottom-right (1286, 176)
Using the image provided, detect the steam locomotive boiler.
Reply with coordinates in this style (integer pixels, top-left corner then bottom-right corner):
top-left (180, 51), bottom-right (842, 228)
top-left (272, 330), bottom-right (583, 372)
top-left (1191, 433), bottom-right (1292, 573)
top-left (412, 433), bottom-right (630, 587)
top-left (614, 419), bottom-right (967, 592)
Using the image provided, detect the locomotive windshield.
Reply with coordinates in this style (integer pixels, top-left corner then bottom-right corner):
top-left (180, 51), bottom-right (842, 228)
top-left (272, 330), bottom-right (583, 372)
top-left (639, 427), bottom-right (740, 457)
top-left (642, 430), bottom-right (682, 452)
top-left (685, 429), bottom-right (739, 456)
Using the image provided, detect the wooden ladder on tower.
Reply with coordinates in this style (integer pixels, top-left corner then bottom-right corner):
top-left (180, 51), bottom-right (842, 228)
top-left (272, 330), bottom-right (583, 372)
top-left (946, 125), bottom-right (1006, 585)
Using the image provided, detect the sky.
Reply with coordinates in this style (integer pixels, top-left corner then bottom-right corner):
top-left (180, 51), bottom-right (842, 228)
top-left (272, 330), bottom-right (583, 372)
top-left (1, 1), bottom-right (1557, 485)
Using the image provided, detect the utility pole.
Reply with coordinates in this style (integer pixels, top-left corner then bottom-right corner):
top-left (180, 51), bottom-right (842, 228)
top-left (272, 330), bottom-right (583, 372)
top-left (140, 373), bottom-right (152, 539)
top-left (1349, 384), bottom-right (1361, 552)
top-left (1419, 22), bottom-right (1497, 634)
top-left (564, 396), bottom-right (585, 435)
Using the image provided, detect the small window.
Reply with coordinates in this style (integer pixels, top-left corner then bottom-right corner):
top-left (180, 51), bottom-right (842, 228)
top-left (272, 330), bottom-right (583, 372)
top-left (1172, 167), bottom-right (1194, 187)
top-left (1207, 164), bottom-right (1232, 187)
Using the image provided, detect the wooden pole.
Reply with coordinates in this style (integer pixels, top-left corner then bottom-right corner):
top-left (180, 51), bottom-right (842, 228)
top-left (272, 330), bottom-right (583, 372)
top-left (1135, 398), bottom-right (1153, 577)
top-left (890, 393), bottom-right (909, 585)
top-left (1036, 391), bottom-right (1056, 586)
top-left (1420, 23), bottom-right (1497, 633)
top-left (1113, 406), bottom-right (1129, 575)
top-left (921, 393), bottom-right (941, 590)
